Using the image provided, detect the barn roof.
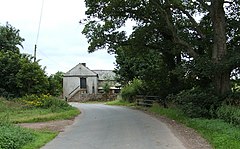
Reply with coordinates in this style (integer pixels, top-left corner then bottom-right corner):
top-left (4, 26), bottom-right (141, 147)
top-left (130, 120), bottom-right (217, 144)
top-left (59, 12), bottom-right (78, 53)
top-left (93, 70), bottom-right (116, 80)
top-left (64, 63), bottom-right (97, 77)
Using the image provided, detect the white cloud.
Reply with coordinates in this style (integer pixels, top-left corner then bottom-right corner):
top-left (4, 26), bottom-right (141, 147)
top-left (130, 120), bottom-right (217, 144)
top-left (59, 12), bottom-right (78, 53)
top-left (0, 0), bottom-right (116, 75)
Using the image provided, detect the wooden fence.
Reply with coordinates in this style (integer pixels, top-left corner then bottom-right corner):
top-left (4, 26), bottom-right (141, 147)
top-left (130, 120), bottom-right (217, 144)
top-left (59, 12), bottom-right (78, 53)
top-left (135, 95), bottom-right (167, 108)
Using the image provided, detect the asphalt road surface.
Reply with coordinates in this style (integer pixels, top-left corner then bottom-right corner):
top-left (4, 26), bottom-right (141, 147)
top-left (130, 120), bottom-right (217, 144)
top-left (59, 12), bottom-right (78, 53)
top-left (42, 103), bottom-right (186, 149)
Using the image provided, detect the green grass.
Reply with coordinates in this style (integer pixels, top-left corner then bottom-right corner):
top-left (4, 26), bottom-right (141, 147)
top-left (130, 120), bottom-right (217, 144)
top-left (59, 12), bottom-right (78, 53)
top-left (189, 119), bottom-right (240, 149)
top-left (0, 98), bottom-right (80, 123)
top-left (8, 108), bottom-right (80, 123)
top-left (0, 123), bottom-right (35, 149)
top-left (106, 99), bottom-right (136, 106)
top-left (0, 122), bottom-right (57, 149)
top-left (149, 103), bottom-right (187, 123)
top-left (149, 103), bottom-right (240, 149)
top-left (22, 130), bottom-right (57, 149)
top-left (0, 98), bottom-right (80, 148)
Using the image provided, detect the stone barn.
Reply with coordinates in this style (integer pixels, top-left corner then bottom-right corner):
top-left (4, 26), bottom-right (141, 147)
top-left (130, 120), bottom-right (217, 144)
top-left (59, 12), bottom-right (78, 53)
top-left (63, 63), bottom-right (120, 101)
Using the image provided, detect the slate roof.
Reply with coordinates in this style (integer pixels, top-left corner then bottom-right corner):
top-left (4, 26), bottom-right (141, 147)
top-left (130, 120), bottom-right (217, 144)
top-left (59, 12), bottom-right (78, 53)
top-left (64, 63), bottom-right (98, 77)
top-left (64, 63), bottom-right (116, 81)
top-left (93, 70), bottom-right (116, 81)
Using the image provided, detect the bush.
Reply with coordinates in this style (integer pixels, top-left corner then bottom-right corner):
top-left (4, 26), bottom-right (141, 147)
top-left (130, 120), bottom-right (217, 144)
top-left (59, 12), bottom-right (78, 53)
top-left (224, 92), bottom-right (240, 106)
top-left (102, 83), bottom-right (111, 94)
top-left (20, 94), bottom-right (71, 111)
top-left (120, 79), bottom-right (143, 102)
top-left (0, 122), bottom-right (34, 149)
top-left (216, 92), bottom-right (240, 125)
top-left (216, 105), bottom-right (240, 125)
top-left (20, 94), bottom-right (43, 107)
top-left (42, 96), bottom-right (72, 111)
top-left (174, 87), bottom-right (220, 118)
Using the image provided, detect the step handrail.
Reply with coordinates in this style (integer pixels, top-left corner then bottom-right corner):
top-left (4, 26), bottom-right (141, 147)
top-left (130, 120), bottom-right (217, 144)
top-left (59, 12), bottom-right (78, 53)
top-left (69, 86), bottom-right (80, 96)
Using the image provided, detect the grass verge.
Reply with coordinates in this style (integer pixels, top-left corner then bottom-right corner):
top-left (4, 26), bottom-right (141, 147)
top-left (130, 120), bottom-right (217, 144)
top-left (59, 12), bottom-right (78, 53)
top-left (0, 98), bottom-right (80, 123)
top-left (0, 98), bottom-right (80, 148)
top-left (0, 122), bottom-right (34, 149)
top-left (106, 99), bottom-right (136, 106)
top-left (22, 130), bottom-right (57, 149)
top-left (149, 103), bottom-right (240, 149)
top-left (9, 108), bottom-right (80, 123)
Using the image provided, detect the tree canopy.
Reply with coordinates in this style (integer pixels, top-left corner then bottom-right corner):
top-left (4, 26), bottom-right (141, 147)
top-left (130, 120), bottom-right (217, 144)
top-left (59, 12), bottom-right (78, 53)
top-left (0, 23), bottom-right (62, 98)
top-left (0, 23), bottom-right (24, 53)
top-left (82, 0), bottom-right (240, 97)
top-left (48, 71), bottom-right (64, 97)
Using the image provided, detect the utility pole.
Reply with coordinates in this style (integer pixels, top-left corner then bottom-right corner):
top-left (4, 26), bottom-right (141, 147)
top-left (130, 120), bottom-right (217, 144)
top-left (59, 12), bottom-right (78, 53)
top-left (34, 0), bottom-right (44, 62)
top-left (34, 44), bottom-right (37, 62)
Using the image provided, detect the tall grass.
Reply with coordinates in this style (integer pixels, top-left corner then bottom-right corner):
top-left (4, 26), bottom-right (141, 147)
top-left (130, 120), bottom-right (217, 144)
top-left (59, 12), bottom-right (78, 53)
top-left (149, 104), bottom-right (240, 149)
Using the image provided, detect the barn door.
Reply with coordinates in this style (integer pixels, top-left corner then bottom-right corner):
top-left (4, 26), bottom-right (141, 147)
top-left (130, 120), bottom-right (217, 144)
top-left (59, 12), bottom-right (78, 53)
top-left (80, 78), bottom-right (87, 89)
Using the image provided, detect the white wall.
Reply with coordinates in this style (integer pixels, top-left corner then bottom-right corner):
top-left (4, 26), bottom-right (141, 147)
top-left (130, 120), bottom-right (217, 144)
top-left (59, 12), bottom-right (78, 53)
top-left (63, 76), bottom-right (79, 99)
top-left (86, 77), bottom-right (98, 94)
top-left (63, 63), bottom-right (98, 99)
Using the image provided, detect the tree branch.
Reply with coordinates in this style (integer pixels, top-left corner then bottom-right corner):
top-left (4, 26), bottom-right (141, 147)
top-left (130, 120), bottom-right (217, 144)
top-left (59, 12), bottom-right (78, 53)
top-left (223, 1), bottom-right (234, 4)
top-left (150, 0), bottom-right (199, 58)
top-left (174, 37), bottom-right (198, 58)
top-left (174, 6), bottom-right (206, 39)
top-left (196, 0), bottom-right (211, 11)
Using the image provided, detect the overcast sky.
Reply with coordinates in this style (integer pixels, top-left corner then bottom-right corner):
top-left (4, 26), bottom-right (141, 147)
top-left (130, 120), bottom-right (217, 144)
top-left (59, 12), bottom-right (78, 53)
top-left (0, 0), bottom-right (116, 75)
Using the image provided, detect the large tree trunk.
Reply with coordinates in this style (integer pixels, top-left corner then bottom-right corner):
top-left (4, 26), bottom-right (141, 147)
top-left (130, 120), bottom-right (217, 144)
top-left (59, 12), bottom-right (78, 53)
top-left (211, 0), bottom-right (230, 95)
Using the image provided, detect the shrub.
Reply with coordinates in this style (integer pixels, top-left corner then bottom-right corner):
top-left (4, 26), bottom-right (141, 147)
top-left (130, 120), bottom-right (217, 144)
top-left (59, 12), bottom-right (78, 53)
top-left (224, 92), bottom-right (240, 106)
top-left (20, 94), bottom-right (43, 107)
top-left (216, 92), bottom-right (240, 125)
top-left (216, 105), bottom-right (240, 125)
top-left (20, 94), bottom-right (71, 111)
top-left (102, 83), bottom-right (111, 94)
top-left (174, 87), bottom-right (220, 118)
top-left (120, 79), bottom-right (143, 102)
top-left (42, 96), bottom-right (72, 111)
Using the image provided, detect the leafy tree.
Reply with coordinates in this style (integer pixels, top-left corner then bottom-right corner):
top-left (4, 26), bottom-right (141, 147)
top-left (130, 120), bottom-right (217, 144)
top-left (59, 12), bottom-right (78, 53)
top-left (16, 55), bottom-right (49, 96)
top-left (0, 51), bottom-right (21, 97)
top-left (48, 71), bottom-right (64, 96)
top-left (0, 23), bottom-right (49, 98)
top-left (82, 0), bottom-right (240, 97)
top-left (114, 46), bottom-right (140, 85)
top-left (0, 23), bottom-right (24, 53)
top-left (115, 46), bottom-right (185, 98)
top-left (0, 23), bottom-right (25, 97)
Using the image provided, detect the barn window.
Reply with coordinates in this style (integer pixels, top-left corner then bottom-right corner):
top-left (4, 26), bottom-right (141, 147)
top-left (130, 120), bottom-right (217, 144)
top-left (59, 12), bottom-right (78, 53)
top-left (80, 78), bottom-right (87, 89)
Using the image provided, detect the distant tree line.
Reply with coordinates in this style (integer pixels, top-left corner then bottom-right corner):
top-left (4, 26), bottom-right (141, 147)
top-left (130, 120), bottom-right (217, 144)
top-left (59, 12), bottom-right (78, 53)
top-left (0, 23), bottom-right (63, 98)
